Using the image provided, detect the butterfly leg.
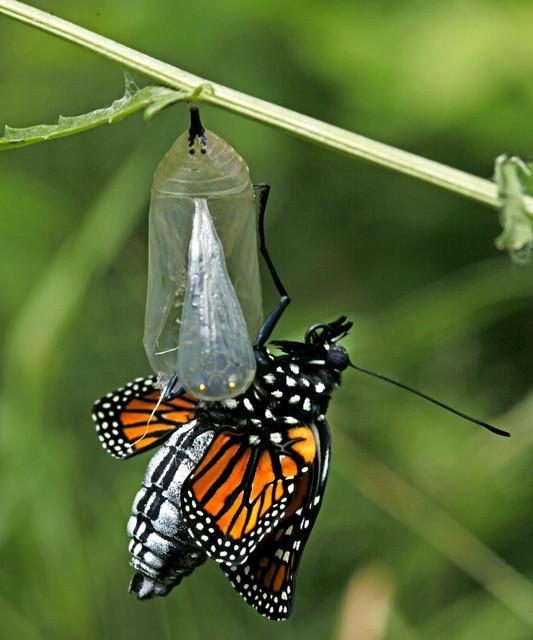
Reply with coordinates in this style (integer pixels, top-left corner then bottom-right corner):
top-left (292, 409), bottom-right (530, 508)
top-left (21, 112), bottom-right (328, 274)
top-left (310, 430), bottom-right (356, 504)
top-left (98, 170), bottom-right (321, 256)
top-left (162, 373), bottom-right (185, 401)
top-left (253, 184), bottom-right (291, 348)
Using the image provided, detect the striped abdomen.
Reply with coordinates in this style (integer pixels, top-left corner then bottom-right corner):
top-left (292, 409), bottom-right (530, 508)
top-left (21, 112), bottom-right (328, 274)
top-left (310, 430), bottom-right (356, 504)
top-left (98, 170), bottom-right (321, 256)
top-left (127, 422), bottom-right (213, 598)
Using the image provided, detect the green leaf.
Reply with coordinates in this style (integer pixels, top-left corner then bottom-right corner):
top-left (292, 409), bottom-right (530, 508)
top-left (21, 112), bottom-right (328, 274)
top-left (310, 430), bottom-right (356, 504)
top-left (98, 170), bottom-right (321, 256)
top-left (494, 154), bottom-right (533, 264)
top-left (0, 75), bottom-right (187, 151)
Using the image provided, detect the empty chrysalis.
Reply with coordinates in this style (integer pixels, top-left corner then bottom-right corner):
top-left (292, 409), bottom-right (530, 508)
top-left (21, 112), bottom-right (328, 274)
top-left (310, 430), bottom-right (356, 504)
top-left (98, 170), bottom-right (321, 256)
top-left (144, 107), bottom-right (262, 400)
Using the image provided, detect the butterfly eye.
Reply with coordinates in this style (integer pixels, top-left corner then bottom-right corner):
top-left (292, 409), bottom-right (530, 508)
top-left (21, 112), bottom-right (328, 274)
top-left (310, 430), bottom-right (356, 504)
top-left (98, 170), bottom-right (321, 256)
top-left (143, 110), bottom-right (263, 400)
top-left (326, 346), bottom-right (350, 371)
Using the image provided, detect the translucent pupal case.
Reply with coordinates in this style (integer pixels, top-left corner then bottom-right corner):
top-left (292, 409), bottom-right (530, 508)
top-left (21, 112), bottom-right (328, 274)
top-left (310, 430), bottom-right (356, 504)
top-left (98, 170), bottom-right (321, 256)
top-left (144, 126), bottom-right (262, 400)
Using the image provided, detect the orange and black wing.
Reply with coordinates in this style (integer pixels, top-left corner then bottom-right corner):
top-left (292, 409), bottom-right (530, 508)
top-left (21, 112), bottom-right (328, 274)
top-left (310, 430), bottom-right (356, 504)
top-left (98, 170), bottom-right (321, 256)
top-left (92, 376), bottom-right (198, 459)
top-left (221, 418), bottom-right (331, 620)
top-left (182, 421), bottom-right (323, 566)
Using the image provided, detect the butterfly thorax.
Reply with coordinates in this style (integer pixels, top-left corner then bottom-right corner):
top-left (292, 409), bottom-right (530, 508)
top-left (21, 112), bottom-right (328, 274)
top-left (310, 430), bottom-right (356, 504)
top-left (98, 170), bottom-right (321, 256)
top-left (195, 349), bottom-right (340, 431)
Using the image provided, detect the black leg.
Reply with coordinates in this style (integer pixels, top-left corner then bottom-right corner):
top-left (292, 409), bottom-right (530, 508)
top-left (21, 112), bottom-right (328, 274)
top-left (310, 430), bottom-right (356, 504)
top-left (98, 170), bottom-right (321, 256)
top-left (253, 184), bottom-right (291, 347)
top-left (162, 373), bottom-right (185, 401)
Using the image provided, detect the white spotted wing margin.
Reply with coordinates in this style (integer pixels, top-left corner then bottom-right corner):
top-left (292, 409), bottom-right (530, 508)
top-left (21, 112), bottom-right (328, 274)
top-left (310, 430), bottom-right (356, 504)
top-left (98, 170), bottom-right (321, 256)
top-left (91, 376), bottom-right (198, 459)
top-left (220, 418), bottom-right (332, 621)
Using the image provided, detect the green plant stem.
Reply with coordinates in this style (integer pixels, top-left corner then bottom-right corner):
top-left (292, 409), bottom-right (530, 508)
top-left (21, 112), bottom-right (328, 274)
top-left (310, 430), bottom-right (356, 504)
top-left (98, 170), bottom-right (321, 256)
top-left (1, 0), bottom-right (530, 215)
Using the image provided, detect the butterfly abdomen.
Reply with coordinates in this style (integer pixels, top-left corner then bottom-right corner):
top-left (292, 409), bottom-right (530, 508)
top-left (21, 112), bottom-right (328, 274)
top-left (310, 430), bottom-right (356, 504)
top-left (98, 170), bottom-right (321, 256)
top-left (127, 422), bottom-right (214, 599)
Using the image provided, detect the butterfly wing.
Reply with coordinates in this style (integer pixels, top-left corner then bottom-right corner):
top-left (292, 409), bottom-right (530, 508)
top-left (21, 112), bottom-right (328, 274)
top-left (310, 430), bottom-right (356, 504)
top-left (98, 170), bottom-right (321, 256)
top-left (221, 418), bottom-right (331, 620)
top-left (92, 376), bottom-right (198, 459)
top-left (182, 422), bottom-right (320, 564)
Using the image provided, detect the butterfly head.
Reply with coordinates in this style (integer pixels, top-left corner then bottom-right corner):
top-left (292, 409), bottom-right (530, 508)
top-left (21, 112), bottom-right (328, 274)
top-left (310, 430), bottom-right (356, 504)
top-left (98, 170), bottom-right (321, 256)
top-left (305, 317), bottom-right (351, 372)
top-left (271, 316), bottom-right (352, 373)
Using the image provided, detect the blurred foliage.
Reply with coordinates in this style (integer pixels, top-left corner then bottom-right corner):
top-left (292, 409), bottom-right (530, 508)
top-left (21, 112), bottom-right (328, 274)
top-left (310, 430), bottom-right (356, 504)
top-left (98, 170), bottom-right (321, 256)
top-left (0, 76), bottom-right (186, 151)
top-left (2, 1), bottom-right (533, 638)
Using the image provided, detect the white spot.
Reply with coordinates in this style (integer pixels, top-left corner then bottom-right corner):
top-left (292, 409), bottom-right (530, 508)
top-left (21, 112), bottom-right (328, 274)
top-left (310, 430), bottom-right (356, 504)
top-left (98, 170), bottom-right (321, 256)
top-left (270, 432), bottom-right (282, 444)
top-left (281, 592), bottom-right (288, 601)
top-left (272, 390), bottom-right (283, 399)
top-left (196, 522), bottom-right (204, 530)
top-left (283, 551), bottom-right (291, 563)
top-left (289, 395), bottom-right (300, 404)
top-left (314, 496), bottom-right (321, 505)
top-left (286, 376), bottom-right (296, 387)
top-left (315, 382), bottom-right (325, 393)
top-left (224, 398), bottom-right (238, 409)
top-left (265, 408), bottom-right (274, 419)
top-left (284, 416), bottom-right (298, 424)
top-left (249, 434), bottom-right (260, 445)
top-left (244, 398), bottom-right (254, 412)
top-left (263, 373), bottom-right (275, 384)
top-left (276, 366), bottom-right (284, 373)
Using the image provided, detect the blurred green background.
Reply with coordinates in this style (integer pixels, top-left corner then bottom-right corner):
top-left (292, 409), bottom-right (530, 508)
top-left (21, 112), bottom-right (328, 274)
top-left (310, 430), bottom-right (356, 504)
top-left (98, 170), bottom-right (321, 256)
top-left (2, 1), bottom-right (533, 638)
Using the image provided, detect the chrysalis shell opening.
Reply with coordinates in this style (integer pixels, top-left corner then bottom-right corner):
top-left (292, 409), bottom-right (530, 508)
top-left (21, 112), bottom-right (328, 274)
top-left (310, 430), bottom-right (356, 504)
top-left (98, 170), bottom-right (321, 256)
top-left (143, 122), bottom-right (262, 399)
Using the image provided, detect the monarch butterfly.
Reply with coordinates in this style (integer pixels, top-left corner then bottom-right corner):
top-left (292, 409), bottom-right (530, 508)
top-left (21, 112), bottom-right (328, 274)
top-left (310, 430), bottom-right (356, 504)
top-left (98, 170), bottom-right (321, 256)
top-left (144, 107), bottom-right (262, 401)
top-left (93, 192), bottom-right (509, 620)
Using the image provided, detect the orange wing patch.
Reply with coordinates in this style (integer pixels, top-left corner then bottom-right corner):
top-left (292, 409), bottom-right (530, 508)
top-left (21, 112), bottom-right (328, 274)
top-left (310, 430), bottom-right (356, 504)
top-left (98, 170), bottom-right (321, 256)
top-left (286, 426), bottom-right (316, 463)
top-left (183, 424), bottom-right (318, 564)
top-left (119, 391), bottom-right (196, 453)
top-left (92, 376), bottom-right (198, 459)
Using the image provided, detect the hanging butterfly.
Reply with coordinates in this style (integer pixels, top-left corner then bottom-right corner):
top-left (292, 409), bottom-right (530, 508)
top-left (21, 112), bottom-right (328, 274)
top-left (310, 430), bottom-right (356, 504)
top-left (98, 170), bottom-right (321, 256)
top-left (92, 184), bottom-right (509, 620)
top-left (93, 183), bottom-right (343, 620)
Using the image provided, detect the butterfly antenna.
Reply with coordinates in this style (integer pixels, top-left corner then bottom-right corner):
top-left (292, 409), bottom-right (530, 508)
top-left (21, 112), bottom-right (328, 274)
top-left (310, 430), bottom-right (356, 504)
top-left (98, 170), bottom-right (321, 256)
top-left (126, 389), bottom-right (166, 451)
top-left (348, 362), bottom-right (510, 438)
